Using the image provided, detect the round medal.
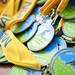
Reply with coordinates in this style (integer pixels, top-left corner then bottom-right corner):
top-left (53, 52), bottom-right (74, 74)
top-left (27, 23), bottom-right (54, 51)
top-left (31, 37), bottom-right (67, 65)
top-left (51, 48), bottom-right (75, 75)
top-left (11, 6), bottom-right (41, 34)
top-left (63, 22), bottom-right (75, 38)
top-left (16, 22), bottom-right (39, 43)
top-left (61, 5), bottom-right (75, 19)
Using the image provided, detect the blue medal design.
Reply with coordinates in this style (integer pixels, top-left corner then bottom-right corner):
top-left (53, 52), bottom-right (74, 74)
top-left (16, 22), bottom-right (39, 43)
top-left (54, 36), bottom-right (67, 50)
top-left (26, 68), bottom-right (42, 75)
top-left (11, 14), bottom-right (35, 34)
top-left (11, 6), bottom-right (41, 34)
top-left (0, 29), bottom-right (8, 64)
top-left (27, 22), bottom-right (54, 51)
top-left (31, 37), bottom-right (67, 65)
top-left (50, 48), bottom-right (75, 75)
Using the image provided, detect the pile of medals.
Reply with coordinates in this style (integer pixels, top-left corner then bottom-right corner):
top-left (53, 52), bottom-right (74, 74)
top-left (0, 0), bottom-right (75, 75)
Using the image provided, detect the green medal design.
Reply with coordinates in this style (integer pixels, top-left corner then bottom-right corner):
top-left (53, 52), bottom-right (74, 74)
top-left (51, 48), bottom-right (75, 75)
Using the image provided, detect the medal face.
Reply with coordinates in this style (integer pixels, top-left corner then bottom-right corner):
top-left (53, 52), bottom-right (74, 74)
top-left (16, 22), bottom-right (39, 43)
top-left (32, 37), bottom-right (67, 65)
top-left (51, 48), bottom-right (75, 75)
top-left (54, 36), bottom-right (67, 50)
top-left (26, 69), bottom-right (42, 75)
top-left (11, 15), bottom-right (35, 34)
top-left (63, 22), bottom-right (75, 38)
top-left (10, 66), bottom-right (42, 75)
top-left (27, 22), bottom-right (54, 51)
top-left (11, 6), bottom-right (40, 34)
top-left (61, 5), bottom-right (75, 19)
top-left (10, 66), bottom-right (28, 75)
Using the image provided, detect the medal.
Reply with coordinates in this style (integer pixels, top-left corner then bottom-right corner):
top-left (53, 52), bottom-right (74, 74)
top-left (11, 14), bottom-right (35, 34)
top-left (16, 22), bottom-right (39, 43)
top-left (10, 6), bottom-right (41, 34)
top-left (50, 48), bottom-right (75, 75)
top-left (31, 36), bottom-right (67, 65)
top-left (27, 22), bottom-right (54, 51)
top-left (10, 65), bottom-right (42, 75)
top-left (61, 5), bottom-right (75, 19)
